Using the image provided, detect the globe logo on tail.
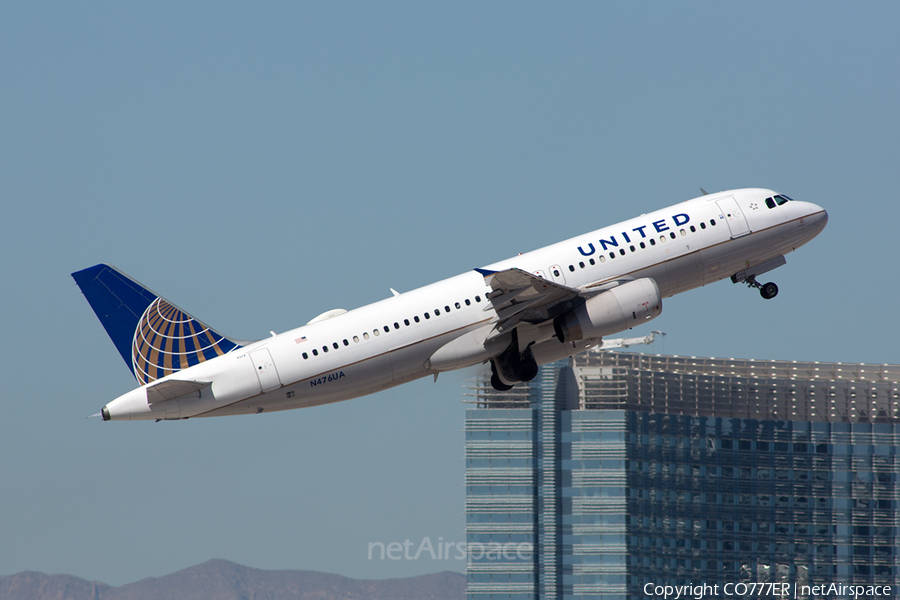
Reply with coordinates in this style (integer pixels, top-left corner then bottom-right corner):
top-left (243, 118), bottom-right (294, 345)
top-left (132, 297), bottom-right (240, 385)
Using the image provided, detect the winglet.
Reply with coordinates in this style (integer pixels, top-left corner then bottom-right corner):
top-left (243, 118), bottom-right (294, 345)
top-left (475, 268), bottom-right (497, 277)
top-left (700, 187), bottom-right (709, 196)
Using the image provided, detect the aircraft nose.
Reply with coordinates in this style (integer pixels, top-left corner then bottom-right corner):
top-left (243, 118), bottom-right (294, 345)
top-left (808, 204), bottom-right (828, 230)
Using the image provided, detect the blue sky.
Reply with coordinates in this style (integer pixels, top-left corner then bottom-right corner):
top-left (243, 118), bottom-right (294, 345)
top-left (1, 2), bottom-right (898, 587)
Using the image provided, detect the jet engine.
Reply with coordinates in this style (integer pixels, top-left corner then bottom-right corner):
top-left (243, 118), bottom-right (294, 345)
top-left (553, 278), bottom-right (661, 344)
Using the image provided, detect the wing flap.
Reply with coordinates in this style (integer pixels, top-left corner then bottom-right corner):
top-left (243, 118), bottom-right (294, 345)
top-left (494, 292), bottom-right (553, 321)
top-left (483, 286), bottom-right (530, 312)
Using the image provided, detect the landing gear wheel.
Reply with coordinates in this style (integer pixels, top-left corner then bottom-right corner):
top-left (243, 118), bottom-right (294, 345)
top-left (491, 373), bottom-right (513, 391)
top-left (490, 360), bottom-right (514, 391)
top-left (741, 275), bottom-right (779, 300)
top-left (514, 353), bottom-right (539, 382)
top-left (760, 282), bottom-right (778, 300)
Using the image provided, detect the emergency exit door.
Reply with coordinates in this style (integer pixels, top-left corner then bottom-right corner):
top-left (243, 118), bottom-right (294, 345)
top-left (250, 348), bottom-right (282, 393)
top-left (715, 197), bottom-right (751, 238)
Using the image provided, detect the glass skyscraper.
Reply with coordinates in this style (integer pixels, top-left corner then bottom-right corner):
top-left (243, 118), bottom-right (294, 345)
top-left (464, 351), bottom-right (900, 599)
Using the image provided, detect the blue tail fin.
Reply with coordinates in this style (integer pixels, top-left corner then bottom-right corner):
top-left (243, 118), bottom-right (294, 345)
top-left (72, 264), bottom-right (244, 385)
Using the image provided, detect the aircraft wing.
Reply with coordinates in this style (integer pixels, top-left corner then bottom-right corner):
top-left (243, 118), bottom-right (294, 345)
top-left (476, 268), bottom-right (584, 338)
top-left (476, 267), bottom-right (639, 339)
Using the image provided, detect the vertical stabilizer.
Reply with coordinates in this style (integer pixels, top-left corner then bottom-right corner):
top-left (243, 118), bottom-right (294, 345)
top-left (72, 264), bottom-right (243, 385)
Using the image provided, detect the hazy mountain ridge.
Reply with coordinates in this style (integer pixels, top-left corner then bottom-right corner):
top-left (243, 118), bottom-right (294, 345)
top-left (0, 559), bottom-right (465, 600)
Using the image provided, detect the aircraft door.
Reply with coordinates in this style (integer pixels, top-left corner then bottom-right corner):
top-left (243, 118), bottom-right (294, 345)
top-left (250, 348), bottom-right (282, 392)
top-left (548, 264), bottom-right (566, 285)
top-left (715, 197), bottom-right (751, 238)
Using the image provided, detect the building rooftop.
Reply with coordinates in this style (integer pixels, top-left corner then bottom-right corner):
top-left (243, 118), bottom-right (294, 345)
top-left (466, 351), bottom-right (900, 423)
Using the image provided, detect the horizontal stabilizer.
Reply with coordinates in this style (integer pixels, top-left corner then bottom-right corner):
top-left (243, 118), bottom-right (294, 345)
top-left (146, 379), bottom-right (211, 404)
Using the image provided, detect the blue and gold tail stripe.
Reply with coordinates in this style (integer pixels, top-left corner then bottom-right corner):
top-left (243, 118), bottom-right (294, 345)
top-left (72, 264), bottom-right (245, 382)
top-left (132, 298), bottom-right (241, 385)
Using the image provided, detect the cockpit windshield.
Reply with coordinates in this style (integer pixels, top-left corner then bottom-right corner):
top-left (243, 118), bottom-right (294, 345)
top-left (764, 194), bottom-right (793, 209)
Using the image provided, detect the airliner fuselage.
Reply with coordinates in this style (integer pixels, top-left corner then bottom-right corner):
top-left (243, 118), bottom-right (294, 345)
top-left (73, 188), bottom-right (827, 421)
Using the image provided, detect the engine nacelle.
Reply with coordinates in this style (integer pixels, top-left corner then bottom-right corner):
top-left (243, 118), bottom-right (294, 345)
top-left (553, 278), bottom-right (662, 343)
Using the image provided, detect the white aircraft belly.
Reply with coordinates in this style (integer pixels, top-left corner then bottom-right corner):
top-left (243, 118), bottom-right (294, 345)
top-left (665, 250), bottom-right (705, 295)
top-left (701, 220), bottom-right (800, 284)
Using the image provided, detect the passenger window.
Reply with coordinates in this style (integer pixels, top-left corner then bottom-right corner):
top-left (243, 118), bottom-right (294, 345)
top-left (710, 220), bottom-right (716, 226)
top-left (312, 349), bottom-right (319, 356)
top-left (414, 315), bottom-right (420, 323)
top-left (475, 295), bottom-right (482, 302)
top-left (680, 229), bottom-right (686, 236)
top-left (343, 339), bottom-right (349, 346)
top-left (629, 245), bottom-right (635, 252)
top-left (333, 342), bottom-right (339, 349)
top-left (302, 352), bottom-right (309, 359)
top-left (424, 312), bottom-right (431, 319)
top-left (589, 258), bottom-right (595, 265)
top-left (700, 222), bottom-right (706, 230)
top-left (670, 232), bottom-right (676, 239)
top-left (323, 346), bottom-right (328, 353)
top-left (578, 262), bottom-right (584, 268)
top-left (373, 329), bottom-right (380, 336)
top-left (404, 319), bottom-right (410, 326)
top-left (393, 322), bottom-right (400, 329)
top-left (609, 252), bottom-right (615, 259)
top-left (553, 268), bottom-right (560, 276)
top-left (568, 265), bottom-right (575, 272)
top-left (599, 255), bottom-right (606, 262)
top-left (619, 249), bottom-right (625, 256)
top-left (353, 335), bottom-right (360, 343)
top-left (444, 305), bottom-right (450, 313)
top-left (363, 332), bottom-right (369, 340)
top-left (384, 325), bottom-right (390, 333)
top-left (660, 235), bottom-right (666, 243)
top-left (649, 238), bottom-right (656, 246)
top-left (455, 302), bottom-right (461, 309)
top-left (465, 299), bottom-right (471, 306)
top-left (434, 309), bottom-right (440, 316)
top-left (690, 225), bottom-right (696, 232)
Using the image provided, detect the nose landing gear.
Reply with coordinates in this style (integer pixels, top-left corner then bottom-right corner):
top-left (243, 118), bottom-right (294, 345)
top-left (744, 275), bottom-right (778, 300)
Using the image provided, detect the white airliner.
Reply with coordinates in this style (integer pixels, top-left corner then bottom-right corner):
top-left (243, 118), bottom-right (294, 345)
top-left (73, 188), bottom-right (827, 421)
